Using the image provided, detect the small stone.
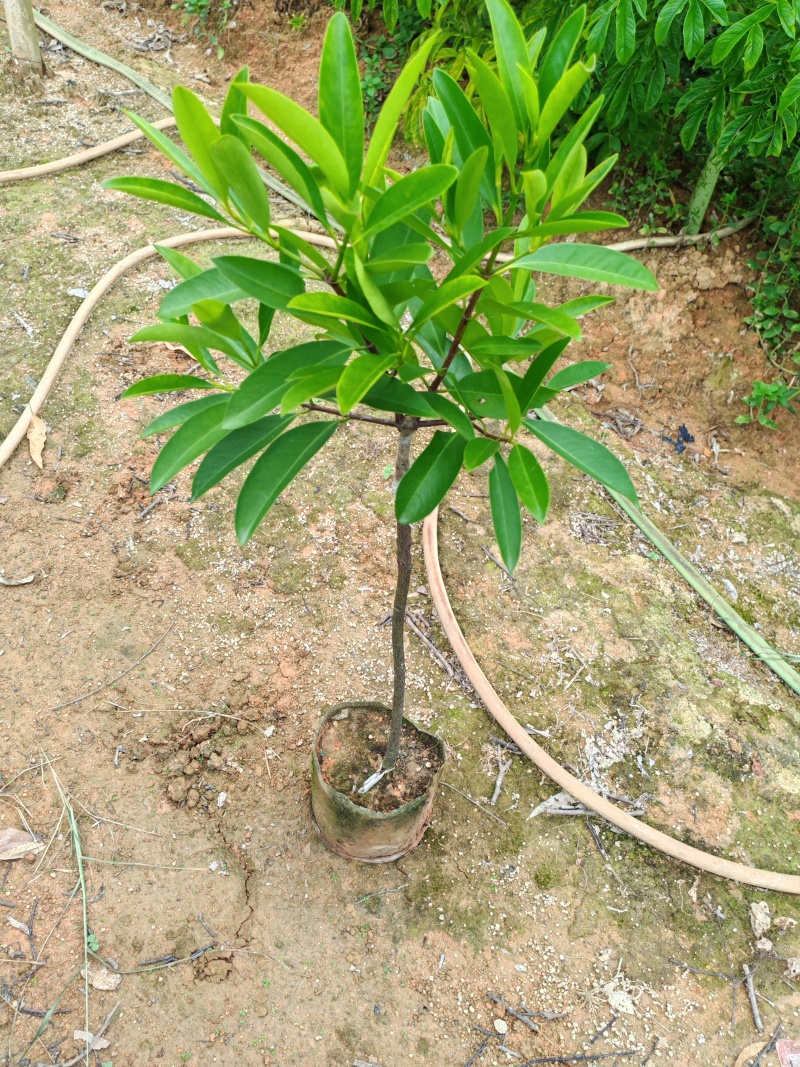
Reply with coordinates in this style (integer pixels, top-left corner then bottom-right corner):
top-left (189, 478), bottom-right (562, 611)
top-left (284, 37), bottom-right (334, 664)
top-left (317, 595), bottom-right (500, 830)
top-left (730, 531), bottom-right (747, 545)
top-left (749, 900), bottom-right (771, 939)
top-left (186, 788), bottom-right (200, 809)
top-left (774, 916), bottom-right (798, 933)
top-left (208, 752), bottom-right (224, 771)
top-left (754, 938), bottom-right (773, 955)
top-left (217, 792), bottom-right (228, 808)
top-left (166, 780), bottom-right (187, 804)
top-left (494, 1018), bottom-right (508, 1035)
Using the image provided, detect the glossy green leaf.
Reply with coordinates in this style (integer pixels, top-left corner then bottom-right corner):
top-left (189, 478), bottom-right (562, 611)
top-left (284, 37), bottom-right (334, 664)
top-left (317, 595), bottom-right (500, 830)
top-left (422, 392), bottom-right (476, 439)
top-left (123, 374), bottom-right (217, 398)
top-left (337, 353), bottom-right (396, 414)
top-left (485, 0), bottom-right (530, 131)
top-left (363, 376), bottom-right (436, 416)
top-left (364, 165), bottom-right (458, 238)
top-left (192, 414), bottom-right (294, 499)
top-left (102, 177), bottom-right (226, 221)
top-left (683, 0), bottom-right (706, 58)
top-left (494, 367), bottom-right (522, 431)
top-left (466, 51), bottom-right (519, 167)
top-left (539, 7), bottom-right (586, 103)
top-left (288, 292), bottom-right (379, 327)
top-left (319, 12), bottom-right (363, 194)
top-left (516, 338), bottom-right (571, 411)
top-left (463, 437), bottom-right (499, 470)
top-left (280, 366), bottom-right (344, 411)
top-left (155, 244), bottom-right (204, 281)
top-left (150, 403), bottom-right (230, 493)
top-left (456, 369), bottom-right (510, 419)
top-left (412, 276), bottom-right (487, 330)
top-left (365, 244), bottom-right (433, 274)
top-left (396, 431), bottom-right (466, 523)
top-left (547, 359), bottom-right (610, 390)
top-left (119, 110), bottom-right (206, 189)
top-left (159, 268), bottom-right (248, 320)
top-left (508, 443), bottom-right (549, 523)
top-left (478, 298), bottom-right (582, 339)
top-left (235, 421), bottom-right (339, 544)
top-left (454, 146), bottom-right (490, 240)
top-left (779, 73), bottom-right (800, 115)
top-left (172, 86), bottom-right (225, 198)
top-left (240, 83), bottom-right (350, 198)
top-left (220, 66), bottom-right (250, 144)
top-left (537, 61), bottom-right (595, 145)
top-left (142, 394), bottom-right (229, 437)
top-left (233, 116), bottom-right (328, 225)
top-left (513, 243), bottom-right (658, 290)
top-left (711, 5), bottom-right (772, 62)
top-left (489, 454), bottom-right (522, 572)
top-left (223, 342), bottom-right (350, 428)
top-left (743, 23), bottom-right (764, 69)
top-left (523, 417), bottom-right (638, 503)
top-left (210, 135), bottom-right (271, 230)
top-left (130, 323), bottom-right (245, 361)
top-left (655, 0), bottom-right (688, 42)
top-left (212, 256), bottom-right (305, 310)
top-left (364, 34), bottom-right (439, 184)
top-left (615, 0), bottom-right (637, 64)
top-left (432, 70), bottom-right (496, 203)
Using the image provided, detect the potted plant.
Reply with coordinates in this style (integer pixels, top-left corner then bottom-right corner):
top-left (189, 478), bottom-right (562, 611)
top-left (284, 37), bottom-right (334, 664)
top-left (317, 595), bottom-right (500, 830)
top-left (103, 0), bottom-right (657, 862)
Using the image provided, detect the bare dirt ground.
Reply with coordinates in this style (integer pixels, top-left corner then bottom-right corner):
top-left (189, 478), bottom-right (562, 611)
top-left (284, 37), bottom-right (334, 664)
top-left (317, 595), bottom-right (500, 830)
top-left (1, 4), bottom-right (800, 1067)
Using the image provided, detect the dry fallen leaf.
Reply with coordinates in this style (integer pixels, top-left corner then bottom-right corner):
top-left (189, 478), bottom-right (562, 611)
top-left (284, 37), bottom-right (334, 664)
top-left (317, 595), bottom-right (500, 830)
top-left (0, 574), bottom-right (36, 587)
top-left (73, 1031), bottom-right (111, 1051)
top-left (7, 916), bottom-right (31, 936)
top-left (0, 827), bottom-right (43, 861)
top-left (82, 963), bottom-right (122, 991)
top-left (26, 415), bottom-right (47, 470)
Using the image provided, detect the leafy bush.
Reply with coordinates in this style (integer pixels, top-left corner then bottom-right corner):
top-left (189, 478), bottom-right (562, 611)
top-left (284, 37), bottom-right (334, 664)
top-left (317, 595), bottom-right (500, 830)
top-left (172, 0), bottom-right (234, 57)
top-left (104, 0), bottom-right (656, 770)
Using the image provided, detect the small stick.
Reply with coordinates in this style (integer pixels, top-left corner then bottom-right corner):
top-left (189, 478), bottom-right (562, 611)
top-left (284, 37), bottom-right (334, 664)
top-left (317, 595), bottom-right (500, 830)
top-left (589, 1017), bottom-right (617, 1044)
top-left (743, 964), bottom-right (764, 1033)
top-left (51, 616), bottom-right (176, 710)
top-left (405, 613), bottom-right (454, 678)
top-left (51, 1001), bottom-right (119, 1067)
top-left (640, 1038), bottom-right (659, 1066)
top-left (489, 759), bottom-right (512, 806)
top-left (355, 882), bottom-right (410, 904)
top-left (449, 506), bottom-right (475, 522)
top-left (441, 782), bottom-right (508, 826)
top-left (197, 913), bottom-right (216, 938)
top-left (463, 1038), bottom-right (489, 1067)
top-left (487, 992), bottom-right (539, 1032)
top-left (518, 1053), bottom-right (636, 1066)
top-left (752, 1022), bottom-right (784, 1067)
top-left (136, 497), bottom-right (163, 520)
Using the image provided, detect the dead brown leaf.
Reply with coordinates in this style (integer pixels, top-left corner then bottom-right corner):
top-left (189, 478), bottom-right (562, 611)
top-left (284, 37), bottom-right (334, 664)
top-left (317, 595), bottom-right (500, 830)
top-left (0, 827), bottom-right (43, 861)
top-left (0, 573), bottom-right (35, 587)
top-left (26, 415), bottom-right (47, 469)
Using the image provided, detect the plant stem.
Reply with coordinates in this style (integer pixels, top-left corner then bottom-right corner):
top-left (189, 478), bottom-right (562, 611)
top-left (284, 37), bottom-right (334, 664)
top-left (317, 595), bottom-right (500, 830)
top-left (6, 0), bottom-right (43, 73)
top-left (382, 427), bottom-right (415, 772)
top-left (685, 148), bottom-right (724, 235)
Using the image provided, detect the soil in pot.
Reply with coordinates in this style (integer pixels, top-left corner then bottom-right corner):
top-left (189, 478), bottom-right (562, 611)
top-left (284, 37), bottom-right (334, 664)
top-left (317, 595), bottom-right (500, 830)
top-left (317, 705), bottom-right (443, 812)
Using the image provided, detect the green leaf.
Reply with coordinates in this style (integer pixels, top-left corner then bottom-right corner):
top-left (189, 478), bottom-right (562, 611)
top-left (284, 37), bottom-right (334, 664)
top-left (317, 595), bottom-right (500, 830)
top-left (240, 83), bottom-right (351, 199)
top-left (192, 414), bottom-right (294, 499)
top-left (220, 66), bottom-right (251, 144)
top-left (210, 135), bottom-right (271, 230)
top-left (130, 323), bottom-right (245, 361)
top-left (779, 73), bottom-right (800, 115)
top-left (123, 374), bottom-right (217, 398)
top-left (412, 276), bottom-right (487, 331)
top-left (223, 341), bottom-right (350, 428)
top-left (777, 0), bottom-right (796, 37)
top-left (119, 109), bottom-right (206, 189)
top-left (539, 7), bottom-right (586, 102)
top-left (478, 298), bottom-right (582, 339)
top-left (495, 367), bottom-right (522, 431)
top-left (143, 394), bottom-right (229, 437)
top-left (396, 431), bottom-right (466, 523)
top-left (423, 392), bottom-right (476, 439)
top-left (616, 0), bottom-right (637, 64)
top-left (454, 146), bottom-right (490, 241)
top-left (683, 0), bottom-right (706, 57)
top-left (233, 116), bottom-right (328, 225)
top-left (463, 437), bottom-right (499, 470)
top-left (508, 443), bottom-right (549, 523)
top-left (155, 244), bottom-right (204, 281)
top-left (336, 353), bottom-right (396, 414)
top-left (513, 243), bottom-right (658, 290)
top-left (364, 165), bottom-right (458, 238)
top-left (235, 421), bottom-right (339, 543)
top-left (523, 417), bottom-right (637, 503)
top-left (172, 86), bottom-right (225, 198)
top-left (319, 12), bottom-right (363, 194)
top-left (102, 177), bottom-right (226, 221)
top-left (655, 0), bottom-right (690, 45)
top-left (288, 292), bottom-right (379, 327)
top-left (363, 376), bottom-right (435, 416)
top-left (516, 337), bottom-right (571, 411)
top-left (212, 256), bottom-right (305, 310)
top-left (547, 359), bottom-right (610, 390)
top-left (711, 5), bottom-right (772, 62)
top-left (366, 244), bottom-right (433, 273)
top-left (158, 268), bottom-right (246, 320)
top-left (280, 366), bottom-right (343, 411)
top-left (489, 454), bottom-right (522, 572)
top-left (537, 60), bottom-right (596, 145)
top-left (150, 403), bottom-right (230, 493)
top-left (364, 34), bottom-right (440, 184)
top-left (466, 50), bottom-right (519, 167)
top-left (743, 23), bottom-right (764, 70)
top-left (519, 211), bottom-right (630, 240)
top-left (456, 369), bottom-right (509, 419)
top-left (485, 0), bottom-right (531, 131)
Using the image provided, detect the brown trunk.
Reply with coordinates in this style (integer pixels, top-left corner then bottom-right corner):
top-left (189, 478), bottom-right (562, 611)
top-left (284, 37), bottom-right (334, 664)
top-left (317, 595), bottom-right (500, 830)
top-left (6, 0), bottom-right (43, 73)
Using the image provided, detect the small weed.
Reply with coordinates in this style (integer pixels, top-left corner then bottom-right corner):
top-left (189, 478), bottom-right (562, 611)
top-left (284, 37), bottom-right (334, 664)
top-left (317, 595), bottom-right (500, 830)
top-left (735, 380), bottom-right (799, 429)
top-left (172, 0), bottom-right (232, 57)
top-left (87, 932), bottom-right (100, 952)
top-left (605, 157), bottom-right (683, 235)
top-left (288, 13), bottom-right (307, 31)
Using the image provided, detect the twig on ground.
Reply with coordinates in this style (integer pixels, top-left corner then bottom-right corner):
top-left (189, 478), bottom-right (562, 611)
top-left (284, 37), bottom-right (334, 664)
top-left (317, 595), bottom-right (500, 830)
top-left (131, 942), bottom-right (215, 972)
top-left (441, 782), bottom-right (508, 826)
top-left (589, 1017), bottom-right (617, 1044)
top-left (489, 759), bottom-right (512, 806)
top-left (519, 1053), bottom-right (636, 1065)
top-left (449, 506), bottom-right (475, 522)
top-left (50, 1000), bottom-right (119, 1067)
top-left (751, 1022), bottom-right (784, 1066)
top-left (51, 616), bottom-right (176, 710)
top-left (404, 613), bottom-right (454, 678)
top-left (197, 913), bottom-right (216, 938)
top-left (640, 1037), bottom-right (659, 1066)
top-left (136, 496), bottom-right (163, 520)
top-left (487, 992), bottom-right (539, 1032)
top-left (743, 964), bottom-right (764, 1033)
top-left (355, 882), bottom-right (410, 904)
top-left (463, 1038), bottom-right (489, 1067)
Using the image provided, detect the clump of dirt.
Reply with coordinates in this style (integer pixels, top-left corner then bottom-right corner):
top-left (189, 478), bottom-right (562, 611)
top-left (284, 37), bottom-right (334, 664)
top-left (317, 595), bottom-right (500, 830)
top-left (318, 704), bottom-right (443, 812)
